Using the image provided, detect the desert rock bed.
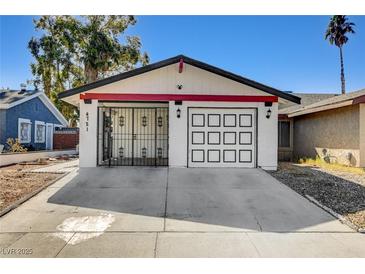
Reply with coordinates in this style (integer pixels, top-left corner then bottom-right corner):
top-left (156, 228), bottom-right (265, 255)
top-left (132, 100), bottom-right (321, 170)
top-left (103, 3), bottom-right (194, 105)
top-left (269, 162), bottom-right (365, 230)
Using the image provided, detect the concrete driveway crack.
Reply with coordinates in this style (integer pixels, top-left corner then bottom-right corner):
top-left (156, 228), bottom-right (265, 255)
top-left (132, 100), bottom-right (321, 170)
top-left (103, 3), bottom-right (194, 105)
top-left (254, 215), bottom-right (263, 232)
top-left (245, 232), bottom-right (262, 257)
top-left (54, 232), bottom-right (76, 258)
top-left (154, 232), bottom-right (159, 258)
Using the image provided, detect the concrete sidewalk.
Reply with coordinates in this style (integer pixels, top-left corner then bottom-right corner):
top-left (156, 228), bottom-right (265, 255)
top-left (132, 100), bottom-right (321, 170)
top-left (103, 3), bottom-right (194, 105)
top-left (1, 231), bottom-right (364, 258)
top-left (30, 159), bottom-right (79, 173)
top-left (0, 167), bottom-right (364, 258)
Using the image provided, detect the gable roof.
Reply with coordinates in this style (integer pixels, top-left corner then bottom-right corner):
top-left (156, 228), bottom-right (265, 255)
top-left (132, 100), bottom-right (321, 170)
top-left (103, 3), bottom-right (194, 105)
top-left (279, 93), bottom-right (337, 115)
top-left (0, 89), bottom-right (68, 126)
top-left (58, 54), bottom-right (301, 104)
top-left (287, 88), bottom-right (365, 117)
top-left (0, 89), bottom-right (40, 104)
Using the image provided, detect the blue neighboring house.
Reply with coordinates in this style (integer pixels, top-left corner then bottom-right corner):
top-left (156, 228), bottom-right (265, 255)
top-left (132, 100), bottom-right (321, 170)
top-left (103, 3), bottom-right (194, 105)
top-left (0, 88), bottom-right (68, 151)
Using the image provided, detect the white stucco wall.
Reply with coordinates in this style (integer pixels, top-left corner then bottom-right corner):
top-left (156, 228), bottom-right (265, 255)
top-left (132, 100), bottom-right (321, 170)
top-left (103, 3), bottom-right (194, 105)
top-left (360, 103), bottom-right (365, 167)
top-left (80, 100), bottom-right (278, 170)
top-left (169, 101), bottom-right (278, 170)
top-left (76, 61), bottom-right (281, 169)
top-left (79, 99), bottom-right (98, 167)
top-left (62, 62), bottom-right (276, 106)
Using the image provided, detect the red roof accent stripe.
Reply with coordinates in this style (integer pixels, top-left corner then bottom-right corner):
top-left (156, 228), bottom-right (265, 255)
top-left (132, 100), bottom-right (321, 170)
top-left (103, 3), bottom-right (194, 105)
top-left (179, 58), bottom-right (184, 73)
top-left (79, 93), bottom-right (278, 102)
top-left (353, 95), bottom-right (365, 105)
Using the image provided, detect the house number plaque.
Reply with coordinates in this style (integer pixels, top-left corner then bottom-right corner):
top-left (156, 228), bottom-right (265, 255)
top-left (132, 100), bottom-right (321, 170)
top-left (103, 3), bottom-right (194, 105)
top-left (86, 112), bottom-right (89, 132)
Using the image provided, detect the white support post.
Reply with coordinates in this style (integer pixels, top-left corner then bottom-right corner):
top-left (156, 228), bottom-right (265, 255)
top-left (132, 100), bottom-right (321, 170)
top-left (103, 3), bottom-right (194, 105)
top-left (79, 99), bottom-right (98, 167)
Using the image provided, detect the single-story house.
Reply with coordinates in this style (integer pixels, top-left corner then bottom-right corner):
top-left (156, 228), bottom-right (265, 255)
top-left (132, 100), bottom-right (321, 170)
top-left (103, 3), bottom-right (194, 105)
top-left (59, 55), bottom-right (300, 170)
top-left (0, 88), bottom-right (68, 151)
top-left (279, 89), bottom-right (365, 167)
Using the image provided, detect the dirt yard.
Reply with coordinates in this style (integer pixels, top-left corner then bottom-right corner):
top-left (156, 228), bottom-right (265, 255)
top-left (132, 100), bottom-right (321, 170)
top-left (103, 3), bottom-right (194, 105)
top-left (0, 157), bottom-right (76, 212)
top-left (269, 162), bottom-right (365, 230)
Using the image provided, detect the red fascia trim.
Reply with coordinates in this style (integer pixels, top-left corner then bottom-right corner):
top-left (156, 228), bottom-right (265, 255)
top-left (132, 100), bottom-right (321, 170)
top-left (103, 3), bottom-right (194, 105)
top-left (353, 95), bottom-right (365, 105)
top-left (278, 114), bottom-right (289, 120)
top-left (79, 93), bottom-right (278, 103)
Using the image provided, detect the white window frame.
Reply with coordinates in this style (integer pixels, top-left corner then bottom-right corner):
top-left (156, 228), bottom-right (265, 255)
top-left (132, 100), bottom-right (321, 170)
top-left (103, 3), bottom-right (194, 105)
top-left (34, 120), bottom-right (46, 143)
top-left (278, 120), bottom-right (292, 149)
top-left (46, 123), bottom-right (54, 150)
top-left (18, 118), bottom-right (32, 144)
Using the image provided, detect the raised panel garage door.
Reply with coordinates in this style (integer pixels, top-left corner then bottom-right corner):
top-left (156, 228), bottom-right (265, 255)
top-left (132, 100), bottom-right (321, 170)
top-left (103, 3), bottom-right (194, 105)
top-left (188, 108), bottom-right (256, 168)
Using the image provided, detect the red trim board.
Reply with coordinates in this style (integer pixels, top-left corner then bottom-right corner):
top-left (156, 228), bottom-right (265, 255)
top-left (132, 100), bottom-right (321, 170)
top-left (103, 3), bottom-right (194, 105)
top-left (79, 93), bottom-right (278, 102)
top-left (353, 95), bottom-right (365, 105)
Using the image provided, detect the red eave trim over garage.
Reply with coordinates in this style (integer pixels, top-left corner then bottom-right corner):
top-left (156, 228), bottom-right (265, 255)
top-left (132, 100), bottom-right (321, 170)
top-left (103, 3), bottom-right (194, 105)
top-left (79, 93), bottom-right (278, 102)
top-left (278, 114), bottom-right (289, 120)
top-left (353, 95), bottom-right (365, 105)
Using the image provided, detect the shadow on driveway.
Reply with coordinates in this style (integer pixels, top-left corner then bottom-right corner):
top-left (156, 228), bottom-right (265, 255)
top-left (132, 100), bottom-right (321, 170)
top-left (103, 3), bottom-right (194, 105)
top-left (47, 167), bottom-right (346, 232)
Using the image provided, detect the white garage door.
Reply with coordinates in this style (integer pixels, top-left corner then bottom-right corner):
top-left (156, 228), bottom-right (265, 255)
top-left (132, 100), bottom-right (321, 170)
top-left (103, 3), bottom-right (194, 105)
top-left (188, 108), bottom-right (256, 168)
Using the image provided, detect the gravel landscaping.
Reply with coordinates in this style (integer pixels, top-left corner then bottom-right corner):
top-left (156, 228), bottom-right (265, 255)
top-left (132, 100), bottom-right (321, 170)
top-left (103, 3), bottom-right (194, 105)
top-left (0, 157), bottom-right (77, 212)
top-left (269, 162), bottom-right (365, 230)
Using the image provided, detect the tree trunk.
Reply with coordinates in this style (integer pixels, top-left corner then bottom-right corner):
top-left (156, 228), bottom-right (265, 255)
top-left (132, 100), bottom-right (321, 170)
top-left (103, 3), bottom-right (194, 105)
top-left (84, 63), bottom-right (98, 83)
top-left (340, 46), bottom-right (346, 94)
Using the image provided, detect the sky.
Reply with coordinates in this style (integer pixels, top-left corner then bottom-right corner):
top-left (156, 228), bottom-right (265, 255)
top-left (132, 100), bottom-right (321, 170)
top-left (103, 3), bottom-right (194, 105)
top-left (0, 15), bottom-right (364, 94)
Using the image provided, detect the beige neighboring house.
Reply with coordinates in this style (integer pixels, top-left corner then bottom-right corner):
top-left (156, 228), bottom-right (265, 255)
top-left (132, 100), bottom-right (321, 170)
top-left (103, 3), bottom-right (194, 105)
top-left (278, 89), bottom-right (365, 167)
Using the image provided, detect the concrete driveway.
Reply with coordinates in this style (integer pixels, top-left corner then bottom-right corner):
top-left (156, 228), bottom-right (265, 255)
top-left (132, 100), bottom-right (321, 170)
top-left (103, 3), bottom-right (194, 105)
top-left (1, 166), bottom-right (364, 257)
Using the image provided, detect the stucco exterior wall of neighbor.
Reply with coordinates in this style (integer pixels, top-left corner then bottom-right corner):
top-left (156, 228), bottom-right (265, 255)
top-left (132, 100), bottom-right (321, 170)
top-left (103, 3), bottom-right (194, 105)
top-left (293, 104), bottom-right (361, 166)
top-left (1, 97), bottom-right (62, 150)
top-left (360, 104), bottom-right (365, 167)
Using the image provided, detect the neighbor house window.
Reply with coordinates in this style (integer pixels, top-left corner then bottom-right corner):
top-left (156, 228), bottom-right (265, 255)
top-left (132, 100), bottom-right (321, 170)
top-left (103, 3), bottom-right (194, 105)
top-left (278, 121), bottom-right (290, 148)
top-left (34, 120), bottom-right (46, 143)
top-left (18, 118), bottom-right (32, 143)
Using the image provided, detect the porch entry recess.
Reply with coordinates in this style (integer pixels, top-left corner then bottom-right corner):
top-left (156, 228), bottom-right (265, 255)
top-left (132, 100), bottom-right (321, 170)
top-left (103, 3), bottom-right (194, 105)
top-left (98, 107), bottom-right (168, 166)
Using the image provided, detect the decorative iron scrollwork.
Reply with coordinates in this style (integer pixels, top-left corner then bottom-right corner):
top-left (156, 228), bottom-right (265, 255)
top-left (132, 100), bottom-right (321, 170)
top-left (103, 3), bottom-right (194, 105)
top-left (142, 147), bottom-right (147, 158)
top-left (142, 116), bottom-right (147, 127)
top-left (157, 148), bottom-right (163, 159)
top-left (157, 116), bottom-right (163, 127)
top-left (119, 116), bottom-right (124, 127)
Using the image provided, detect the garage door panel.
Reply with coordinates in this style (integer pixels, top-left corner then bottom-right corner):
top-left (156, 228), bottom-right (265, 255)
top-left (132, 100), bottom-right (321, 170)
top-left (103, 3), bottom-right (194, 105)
top-left (207, 149), bottom-right (220, 163)
top-left (239, 132), bottom-right (252, 145)
top-left (223, 150), bottom-right (236, 163)
top-left (192, 114), bottom-right (205, 127)
top-left (191, 131), bottom-right (205, 145)
top-left (191, 149), bottom-right (205, 162)
top-left (207, 114), bottom-right (221, 127)
top-left (207, 132), bottom-right (220, 145)
top-left (188, 108), bottom-right (256, 168)
top-left (223, 114), bottom-right (237, 127)
top-left (239, 150), bottom-right (252, 163)
top-left (223, 132), bottom-right (236, 145)
top-left (239, 114), bottom-right (252, 127)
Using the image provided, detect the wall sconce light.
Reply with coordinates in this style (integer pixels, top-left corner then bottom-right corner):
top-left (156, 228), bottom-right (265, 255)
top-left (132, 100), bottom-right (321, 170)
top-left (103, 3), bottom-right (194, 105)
top-left (176, 108), bottom-right (181, 118)
top-left (266, 108), bottom-right (272, 119)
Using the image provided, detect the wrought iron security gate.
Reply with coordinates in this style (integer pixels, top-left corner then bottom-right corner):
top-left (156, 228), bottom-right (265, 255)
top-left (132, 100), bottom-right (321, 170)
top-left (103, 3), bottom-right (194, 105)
top-left (98, 107), bottom-right (169, 166)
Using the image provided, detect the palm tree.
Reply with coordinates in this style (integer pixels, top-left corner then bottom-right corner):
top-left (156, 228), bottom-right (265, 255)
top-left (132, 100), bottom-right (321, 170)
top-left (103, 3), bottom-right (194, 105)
top-left (325, 15), bottom-right (355, 94)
